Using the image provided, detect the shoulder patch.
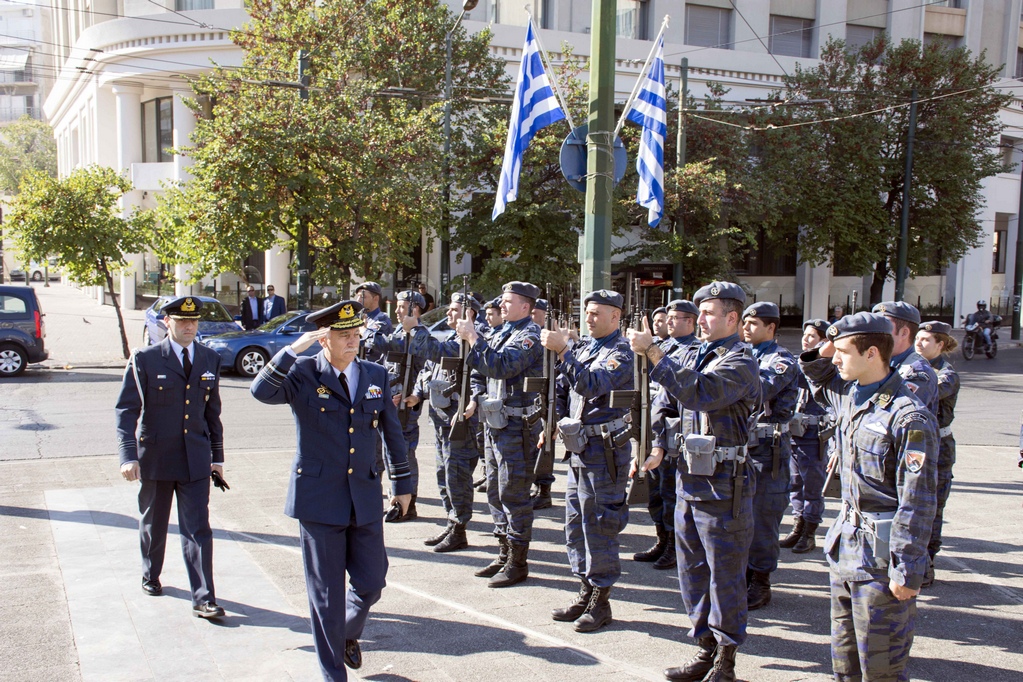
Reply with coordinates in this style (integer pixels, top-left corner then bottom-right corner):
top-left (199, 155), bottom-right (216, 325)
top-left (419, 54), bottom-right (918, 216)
top-left (905, 429), bottom-right (927, 473)
top-left (898, 364), bottom-right (913, 378)
top-left (521, 337), bottom-right (534, 349)
top-left (897, 411), bottom-right (928, 428)
top-left (606, 358), bottom-right (620, 371)
top-left (773, 360), bottom-right (789, 375)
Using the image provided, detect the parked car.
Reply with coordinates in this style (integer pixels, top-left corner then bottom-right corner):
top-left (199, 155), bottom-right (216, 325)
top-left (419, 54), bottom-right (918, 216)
top-left (201, 311), bottom-right (317, 376)
top-left (0, 285), bottom-right (48, 377)
top-left (10, 258), bottom-right (60, 282)
top-left (419, 307), bottom-right (454, 341)
top-left (143, 295), bottom-right (240, 346)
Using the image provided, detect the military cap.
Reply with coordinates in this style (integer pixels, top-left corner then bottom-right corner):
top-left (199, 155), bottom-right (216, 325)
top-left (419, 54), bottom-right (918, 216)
top-left (308, 300), bottom-right (365, 330)
top-left (502, 281), bottom-right (541, 302)
top-left (162, 296), bottom-right (203, 319)
top-left (451, 291), bottom-right (482, 312)
top-left (484, 297), bottom-right (502, 310)
top-left (803, 318), bottom-right (829, 335)
top-left (919, 320), bottom-right (952, 335)
top-left (354, 281), bottom-right (383, 296)
top-left (534, 298), bottom-right (549, 311)
top-left (825, 312), bottom-right (892, 341)
top-left (395, 289), bottom-right (427, 311)
top-left (583, 289), bottom-right (624, 310)
top-left (652, 306), bottom-right (668, 317)
top-left (667, 299), bottom-right (700, 316)
top-left (743, 301), bottom-right (780, 320)
top-left (693, 281), bottom-right (746, 306)
top-left (872, 300), bottom-right (921, 325)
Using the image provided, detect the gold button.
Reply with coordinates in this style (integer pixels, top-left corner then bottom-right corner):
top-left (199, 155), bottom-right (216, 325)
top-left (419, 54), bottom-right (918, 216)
top-left (184, 429), bottom-right (188, 434)
top-left (321, 407), bottom-right (325, 412)
top-left (347, 468), bottom-right (353, 474)
top-left (350, 408), bottom-right (355, 414)
top-left (186, 384), bottom-right (190, 389)
top-left (185, 400), bottom-right (190, 405)
top-left (350, 448), bottom-right (355, 454)
top-left (349, 427), bottom-right (354, 433)
top-left (297, 468), bottom-right (303, 474)
top-left (185, 414), bottom-right (189, 420)
top-left (158, 386), bottom-right (163, 391)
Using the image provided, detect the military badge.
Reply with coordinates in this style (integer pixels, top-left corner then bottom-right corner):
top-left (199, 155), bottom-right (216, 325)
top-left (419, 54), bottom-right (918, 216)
top-left (317, 385), bottom-right (330, 398)
top-left (710, 285), bottom-right (720, 296)
top-left (923, 323), bottom-right (932, 331)
top-left (905, 430), bottom-right (927, 473)
top-left (181, 297), bottom-right (196, 313)
top-left (522, 338), bottom-right (534, 349)
top-left (201, 371), bottom-right (216, 381)
top-left (773, 361), bottom-right (787, 375)
top-left (877, 304), bottom-right (887, 314)
top-left (827, 325), bottom-right (838, 339)
top-left (606, 358), bottom-right (620, 371)
top-left (367, 385), bottom-right (383, 399)
top-left (339, 304), bottom-right (355, 320)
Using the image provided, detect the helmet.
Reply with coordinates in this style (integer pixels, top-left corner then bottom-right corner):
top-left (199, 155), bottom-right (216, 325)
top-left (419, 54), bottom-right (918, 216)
top-left (977, 300), bottom-right (987, 309)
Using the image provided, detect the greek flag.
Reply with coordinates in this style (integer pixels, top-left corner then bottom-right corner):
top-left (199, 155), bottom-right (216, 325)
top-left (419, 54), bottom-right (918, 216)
top-left (492, 23), bottom-right (566, 220)
top-left (625, 37), bottom-right (667, 227)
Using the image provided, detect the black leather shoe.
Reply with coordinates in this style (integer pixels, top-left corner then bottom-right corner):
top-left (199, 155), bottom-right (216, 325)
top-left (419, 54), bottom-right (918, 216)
top-left (344, 639), bottom-right (362, 669)
top-left (141, 578), bottom-right (162, 596)
top-left (192, 602), bottom-right (225, 619)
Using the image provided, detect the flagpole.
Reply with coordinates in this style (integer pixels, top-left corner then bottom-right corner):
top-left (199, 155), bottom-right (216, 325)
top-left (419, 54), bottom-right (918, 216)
top-left (528, 13), bottom-right (576, 131)
top-left (613, 16), bottom-right (669, 140)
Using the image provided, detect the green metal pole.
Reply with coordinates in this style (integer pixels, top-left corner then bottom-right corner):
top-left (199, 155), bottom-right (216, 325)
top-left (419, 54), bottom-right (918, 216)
top-left (895, 89), bottom-right (917, 301)
top-left (1012, 171), bottom-right (1023, 340)
top-left (579, 0), bottom-right (617, 323)
top-left (673, 58), bottom-right (687, 297)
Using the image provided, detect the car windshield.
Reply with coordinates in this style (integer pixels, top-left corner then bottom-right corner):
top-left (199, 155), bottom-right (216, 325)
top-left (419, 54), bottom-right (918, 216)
top-left (258, 313), bottom-right (295, 332)
top-left (200, 303), bottom-right (233, 322)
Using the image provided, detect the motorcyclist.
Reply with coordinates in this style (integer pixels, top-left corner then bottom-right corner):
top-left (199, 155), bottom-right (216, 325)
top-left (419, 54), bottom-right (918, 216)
top-left (971, 300), bottom-right (993, 350)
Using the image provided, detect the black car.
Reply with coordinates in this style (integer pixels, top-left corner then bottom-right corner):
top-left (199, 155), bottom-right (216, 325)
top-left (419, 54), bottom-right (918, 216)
top-left (0, 285), bottom-right (48, 377)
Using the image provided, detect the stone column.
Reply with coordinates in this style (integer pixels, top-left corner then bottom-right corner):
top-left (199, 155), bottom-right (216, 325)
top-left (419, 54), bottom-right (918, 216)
top-left (265, 233), bottom-right (292, 307)
top-left (113, 82), bottom-right (145, 309)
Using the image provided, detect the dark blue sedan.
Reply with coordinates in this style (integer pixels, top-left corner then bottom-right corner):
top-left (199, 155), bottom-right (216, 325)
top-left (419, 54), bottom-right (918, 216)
top-left (200, 311), bottom-right (318, 376)
top-left (143, 295), bottom-right (241, 347)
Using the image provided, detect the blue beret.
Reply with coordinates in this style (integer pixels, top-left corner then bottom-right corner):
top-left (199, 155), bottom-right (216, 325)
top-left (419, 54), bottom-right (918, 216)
top-left (825, 312), bottom-right (892, 341)
top-left (803, 318), bottom-right (829, 334)
top-left (872, 301), bottom-right (921, 325)
top-left (667, 299), bottom-right (699, 316)
top-left (450, 291), bottom-right (481, 312)
top-left (162, 296), bottom-right (203, 319)
top-left (652, 306), bottom-right (667, 316)
top-left (308, 300), bottom-right (365, 330)
top-left (919, 320), bottom-right (952, 335)
top-left (583, 289), bottom-right (624, 310)
top-left (534, 298), bottom-right (549, 311)
top-left (354, 281), bottom-right (383, 296)
top-left (743, 301), bottom-right (780, 320)
top-left (484, 297), bottom-right (501, 310)
top-left (396, 290), bottom-right (426, 311)
top-left (693, 281), bottom-right (746, 306)
top-left (502, 281), bottom-right (541, 301)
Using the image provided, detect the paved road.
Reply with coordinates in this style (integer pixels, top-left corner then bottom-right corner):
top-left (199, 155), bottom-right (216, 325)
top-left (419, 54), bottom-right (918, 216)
top-left (1, 284), bottom-right (1021, 681)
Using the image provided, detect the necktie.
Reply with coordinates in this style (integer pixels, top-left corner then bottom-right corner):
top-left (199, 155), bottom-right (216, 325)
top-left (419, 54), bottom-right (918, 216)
top-left (182, 347), bottom-right (192, 377)
top-left (339, 371), bottom-right (351, 402)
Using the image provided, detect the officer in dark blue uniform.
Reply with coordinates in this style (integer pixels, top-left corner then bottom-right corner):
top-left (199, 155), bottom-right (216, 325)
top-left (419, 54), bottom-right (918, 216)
top-left (652, 306), bottom-right (670, 347)
top-left (628, 282), bottom-right (760, 682)
top-left (872, 301), bottom-right (938, 414)
top-left (741, 301), bottom-right (799, 611)
top-left (456, 281), bottom-right (544, 587)
top-left (115, 296), bottom-right (226, 619)
top-left (250, 300), bottom-right (412, 681)
top-left (355, 282), bottom-right (393, 364)
top-left (800, 312), bottom-right (937, 682)
top-left (541, 289), bottom-right (633, 633)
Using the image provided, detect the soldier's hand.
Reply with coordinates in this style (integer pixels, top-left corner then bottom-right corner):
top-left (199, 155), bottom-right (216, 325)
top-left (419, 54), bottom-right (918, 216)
top-left (290, 328), bottom-right (330, 354)
top-left (540, 321), bottom-right (568, 354)
top-left (121, 461), bottom-right (140, 482)
top-left (627, 316), bottom-right (655, 354)
top-left (391, 493), bottom-right (412, 514)
top-left (212, 463), bottom-right (224, 477)
top-left (392, 394), bottom-right (401, 407)
top-left (455, 318), bottom-right (478, 345)
top-left (404, 395), bottom-right (420, 408)
top-left (463, 400), bottom-right (477, 419)
top-left (819, 340), bottom-right (836, 358)
top-left (643, 447), bottom-right (665, 472)
top-left (889, 580), bottom-right (918, 601)
top-left (401, 315), bottom-right (419, 333)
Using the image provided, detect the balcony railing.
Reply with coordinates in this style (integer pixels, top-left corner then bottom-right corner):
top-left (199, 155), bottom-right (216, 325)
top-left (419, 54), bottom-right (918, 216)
top-left (0, 106), bottom-right (41, 122)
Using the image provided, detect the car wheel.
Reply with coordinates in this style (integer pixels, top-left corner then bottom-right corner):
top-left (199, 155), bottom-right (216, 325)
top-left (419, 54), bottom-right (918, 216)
top-left (31, 271), bottom-right (42, 281)
top-left (0, 343), bottom-right (28, 377)
top-left (235, 347), bottom-right (269, 376)
top-left (142, 327), bottom-right (151, 346)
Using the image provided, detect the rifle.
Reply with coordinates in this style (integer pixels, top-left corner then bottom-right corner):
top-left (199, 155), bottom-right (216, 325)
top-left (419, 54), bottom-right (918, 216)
top-left (442, 276), bottom-right (473, 443)
top-left (523, 283), bottom-right (557, 480)
top-left (610, 282), bottom-right (651, 505)
top-left (386, 329), bottom-right (416, 429)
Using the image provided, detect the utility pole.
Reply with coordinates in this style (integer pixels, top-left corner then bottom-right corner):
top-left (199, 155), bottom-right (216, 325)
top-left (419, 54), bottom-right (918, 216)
top-left (579, 0), bottom-right (617, 320)
top-left (673, 57), bottom-right (688, 297)
top-left (1012, 169), bottom-right (1023, 339)
top-left (895, 89), bottom-right (917, 302)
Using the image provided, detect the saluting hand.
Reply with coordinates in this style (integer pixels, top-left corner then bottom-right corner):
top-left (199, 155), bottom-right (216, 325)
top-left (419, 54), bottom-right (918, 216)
top-left (819, 340), bottom-right (836, 358)
top-left (455, 318), bottom-right (478, 345)
top-left (290, 328), bottom-right (330, 354)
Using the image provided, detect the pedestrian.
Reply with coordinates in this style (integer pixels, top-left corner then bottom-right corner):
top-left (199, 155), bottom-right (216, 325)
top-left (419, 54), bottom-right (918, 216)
top-left (541, 289), bottom-right (633, 633)
top-left (628, 281), bottom-right (760, 682)
top-left (114, 295), bottom-right (226, 619)
top-left (914, 320), bottom-right (961, 588)
top-left (780, 319), bottom-right (834, 555)
top-left (241, 284), bottom-right (262, 330)
top-left (262, 284), bottom-right (287, 322)
top-left (417, 281), bottom-right (436, 312)
top-left (800, 312), bottom-right (938, 682)
top-left (456, 281), bottom-right (544, 588)
top-left (250, 299), bottom-right (412, 681)
top-left (828, 305), bottom-right (844, 325)
top-left (355, 282), bottom-right (393, 364)
top-left (740, 301), bottom-right (799, 611)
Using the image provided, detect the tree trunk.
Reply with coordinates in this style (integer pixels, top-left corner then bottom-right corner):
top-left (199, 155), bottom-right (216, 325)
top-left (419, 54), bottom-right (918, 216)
top-left (869, 260), bottom-right (888, 306)
top-left (102, 261), bottom-right (131, 359)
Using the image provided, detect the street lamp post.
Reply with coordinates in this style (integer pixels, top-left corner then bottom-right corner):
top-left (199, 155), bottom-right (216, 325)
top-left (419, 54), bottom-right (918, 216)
top-left (441, 0), bottom-right (478, 296)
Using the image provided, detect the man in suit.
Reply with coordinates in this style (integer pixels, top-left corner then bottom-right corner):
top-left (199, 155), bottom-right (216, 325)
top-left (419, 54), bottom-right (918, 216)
top-left (262, 284), bottom-right (287, 322)
top-left (251, 299), bottom-right (412, 681)
top-left (240, 285), bottom-right (263, 330)
top-left (115, 295), bottom-right (226, 619)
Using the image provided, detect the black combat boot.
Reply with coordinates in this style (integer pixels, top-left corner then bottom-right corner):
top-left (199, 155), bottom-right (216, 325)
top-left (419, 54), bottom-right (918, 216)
top-left (433, 523), bottom-right (468, 553)
top-left (474, 534), bottom-right (509, 578)
top-left (488, 542), bottom-right (528, 588)
top-left (779, 516), bottom-right (804, 549)
top-left (652, 541), bottom-right (677, 570)
top-left (747, 570), bottom-right (771, 611)
top-left (703, 644), bottom-right (737, 682)
top-left (574, 586), bottom-right (612, 633)
top-left (634, 525), bottom-right (668, 562)
top-left (792, 522), bottom-right (818, 554)
top-left (663, 636), bottom-right (717, 681)
top-left (531, 483), bottom-right (552, 510)
top-left (424, 522), bottom-right (453, 547)
top-left (552, 579), bottom-right (593, 622)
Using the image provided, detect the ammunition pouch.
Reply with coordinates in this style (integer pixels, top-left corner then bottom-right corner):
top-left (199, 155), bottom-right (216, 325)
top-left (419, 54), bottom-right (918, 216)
top-left (843, 504), bottom-right (895, 565)
top-left (557, 418), bottom-right (587, 454)
top-left (428, 378), bottom-right (452, 409)
top-left (480, 398), bottom-right (509, 430)
top-left (788, 413), bottom-right (807, 438)
top-left (683, 434), bottom-right (717, 477)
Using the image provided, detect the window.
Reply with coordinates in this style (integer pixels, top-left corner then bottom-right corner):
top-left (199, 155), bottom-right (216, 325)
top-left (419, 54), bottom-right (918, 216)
top-left (616, 1), bottom-right (649, 40)
top-left (175, 0), bottom-right (214, 9)
top-left (769, 15), bottom-right (813, 58)
top-left (1016, 48), bottom-right (1023, 79)
top-left (846, 24), bottom-right (883, 53)
top-left (685, 5), bottom-right (731, 49)
top-left (1001, 136), bottom-right (1022, 174)
top-left (0, 295), bottom-right (28, 315)
top-left (732, 228), bottom-right (797, 276)
top-left (142, 97), bottom-right (174, 163)
top-left (489, 0), bottom-right (529, 27)
top-left (923, 32), bottom-right (958, 50)
top-left (993, 228), bottom-right (1007, 274)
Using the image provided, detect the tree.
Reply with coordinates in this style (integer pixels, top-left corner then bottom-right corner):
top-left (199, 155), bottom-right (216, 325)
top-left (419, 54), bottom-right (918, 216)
top-left (159, 0), bottom-right (508, 304)
top-left (0, 117), bottom-right (57, 195)
top-left (6, 166), bottom-right (155, 358)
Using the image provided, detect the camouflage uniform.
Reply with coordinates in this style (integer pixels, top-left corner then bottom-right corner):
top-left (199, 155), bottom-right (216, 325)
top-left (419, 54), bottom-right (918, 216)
top-left (368, 327), bottom-right (425, 495)
top-left (789, 372), bottom-right (832, 526)
top-left (927, 354), bottom-right (959, 562)
top-left (890, 347), bottom-right (939, 416)
top-left (361, 306), bottom-right (393, 365)
top-left (801, 347), bottom-right (938, 682)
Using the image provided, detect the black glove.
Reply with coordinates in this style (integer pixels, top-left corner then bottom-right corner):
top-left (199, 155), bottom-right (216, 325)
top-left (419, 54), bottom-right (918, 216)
top-left (211, 469), bottom-right (230, 492)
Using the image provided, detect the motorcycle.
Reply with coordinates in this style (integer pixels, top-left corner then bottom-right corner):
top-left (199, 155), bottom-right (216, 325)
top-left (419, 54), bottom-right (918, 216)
top-left (961, 313), bottom-right (1001, 360)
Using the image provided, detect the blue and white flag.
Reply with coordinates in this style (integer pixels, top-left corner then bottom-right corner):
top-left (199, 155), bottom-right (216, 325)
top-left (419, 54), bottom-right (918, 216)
top-left (492, 23), bottom-right (566, 220)
top-left (625, 37), bottom-right (667, 227)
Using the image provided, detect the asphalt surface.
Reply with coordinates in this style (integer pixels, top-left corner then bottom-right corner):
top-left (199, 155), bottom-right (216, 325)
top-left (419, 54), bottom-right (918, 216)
top-left (1, 284), bottom-right (1021, 681)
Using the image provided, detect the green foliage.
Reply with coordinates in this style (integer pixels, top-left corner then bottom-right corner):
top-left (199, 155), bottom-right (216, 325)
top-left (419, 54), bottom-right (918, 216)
top-left (0, 117), bottom-right (57, 195)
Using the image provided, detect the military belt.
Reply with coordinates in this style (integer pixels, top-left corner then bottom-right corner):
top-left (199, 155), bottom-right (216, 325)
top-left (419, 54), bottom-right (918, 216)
top-left (714, 444), bottom-right (748, 462)
top-left (841, 503), bottom-right (896, 534)
top-left (504, 405), bottom-right (541, 419)
top-left (938, 426), bottom-right (953, 438)
top-left (793, 413), bottom-right (832, 427)
top-left (582, 418), bottom-right (629, 438)
top-left (751, 422), bottom-right (789, 441)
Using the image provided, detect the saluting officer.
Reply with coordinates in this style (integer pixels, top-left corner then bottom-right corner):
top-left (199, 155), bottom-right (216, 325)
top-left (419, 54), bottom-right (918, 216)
top-left (115, 295), bottom-right (226, 619)
top-left (801, 313), bottom-right (937, 682)
top-left (872, 301), bottom-right (938, 414)
top-left (355, 282), bottom-right (393, 364)
top-left (740, 302), bottom-right (799, 611)
top-left (456, 281), bottom-right (544, 588)
top-left (628, 282), bottom-right (760, 682)
top-left (540, 289), bottom-right (633, 633)
top-left (914, 320), bottom-right (961, 588)
top-left (250, 300), bottom-right (412, 681)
